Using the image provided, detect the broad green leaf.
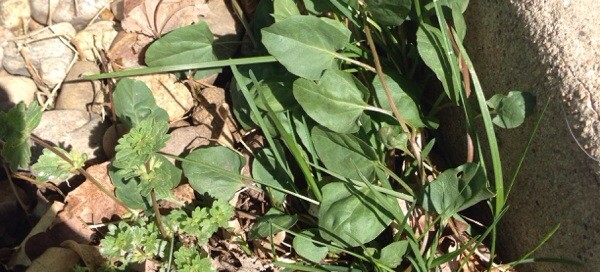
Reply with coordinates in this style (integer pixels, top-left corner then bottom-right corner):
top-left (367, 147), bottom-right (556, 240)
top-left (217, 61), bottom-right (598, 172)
top-left (378, 240), bottom-right (408, 268)
top-left (252, 146), bottom-right (294, 204)
top-left (294, 69), bottom-right (368, 133)
top-left (487, 91), bottom-right (536, 129)
top-left (32, 148), bottom-right (86, 182)
top-left (112, 119), bottom-right (170, 175)
top-left (113, 78), bottom-right (169, 128)
top-left (417, 24), bottom-right (457, 103)
top-left (292, 229), bottom-right (329, 263)
top-left (378, 126), bottom-right (409, 153)
top-left (365, 0), bottom-right (411, 26)
top-left (248, 208), bottom-right (298, 240)
top-left (0, 102), bottom-right (42, 170)
top-left (422, 163), bottom-right (494, 221)
top-left (302, 0), bottom-right (334, 14)
top-left (262, 15), bottom-right (351, 79)
top-left (182, 146), bottom-right (246, 201)
top-left (450, 3), bottom-right (467, 41)
top-left (311, 126), bottom-right (378, 181)
top-left (318, 182), bottom-right (396, 247)
top-left (233, 63), bottom-right (298, 113)
top-left (109, 166), bottom-right (150, 210)
top-left (145, 22), bottom-right (220, 78)
top-left (274, 0), bottom-right (301, 21)
top-left (372, 74), bottom-right (427, 128)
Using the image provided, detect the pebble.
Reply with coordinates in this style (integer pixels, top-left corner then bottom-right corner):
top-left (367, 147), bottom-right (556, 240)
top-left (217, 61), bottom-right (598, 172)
top-left (0, 0), bottom-right (30, 35)
top-left (72, 21), bottom-right (118, 62)
top-left (0, 75), bottom-right (37, 111)
top-left (32, 110), bottom-right (108, 164)
top-left (29, 0), bottom-right (110, 30)
top-left (55, 61), bottom-right (104, 113)
top-left (160, 126), bottom-right (211, 164)
top-left (133, 74), bottom-right (194, 122)
top-left (2, 23), bottom-right (76, 88)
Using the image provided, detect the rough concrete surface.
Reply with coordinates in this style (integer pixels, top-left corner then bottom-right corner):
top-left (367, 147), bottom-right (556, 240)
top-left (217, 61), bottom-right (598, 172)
top-left (460, 0), bottom-right (600, 271)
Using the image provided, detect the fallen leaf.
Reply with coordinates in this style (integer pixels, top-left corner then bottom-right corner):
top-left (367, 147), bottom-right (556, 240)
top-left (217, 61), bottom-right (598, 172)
top-left (61, 241), bottom-right (105, 270)
top-left (27, 247), bottom-right (79, 272)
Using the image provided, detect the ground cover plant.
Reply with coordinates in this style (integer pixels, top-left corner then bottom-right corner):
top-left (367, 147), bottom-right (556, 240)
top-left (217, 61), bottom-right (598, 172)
top-left (1, 0), bottom-right (567, 271)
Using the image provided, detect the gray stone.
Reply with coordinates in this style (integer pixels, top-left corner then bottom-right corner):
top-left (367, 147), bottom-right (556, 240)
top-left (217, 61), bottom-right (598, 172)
top-left (0, 0), bottom-right (30, 34)
top-left (55, 61), bottom-right (105, 113)
top-left (32, 110), bottom-right (108, 163)
top-left (72, 21), bottom-right (119, 62)
top-left (2, 23), bottom-right (76, 88)
top-left (441, 1), bottom-right (600, 271)
top-left (29, 0), bottom-right (109, 30)
top-left (0, 75), bottom-right (36, 111)
top-left (160, 126), bottom-right (211, 164)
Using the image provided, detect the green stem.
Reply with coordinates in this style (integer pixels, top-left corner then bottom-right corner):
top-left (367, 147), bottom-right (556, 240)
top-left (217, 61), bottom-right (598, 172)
top-left (150, 189), bottom-right (168, 239)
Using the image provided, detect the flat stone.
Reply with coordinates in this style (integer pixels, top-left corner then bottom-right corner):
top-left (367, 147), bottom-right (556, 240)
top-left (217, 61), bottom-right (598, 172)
top-left (0, 75), bottom-right (36, 111)
top-left (29, 0), bottom-right (109, 30)
top-left (133, 74), bottom-right (194, 122)
top-left (72, 21), bottom-right (119, 62)
top-left (160, 126), bottom-right (211, 164)
top-left (32, 110), bottom-right (108, 164)
top-left (2, 23), bottom-right (76, 88)
top-left (0, 0), bottom-right (30, 34)
top-left (55, 61), bottom-right (105, 113)
top-left (440, 1), bottom-right (600, 271)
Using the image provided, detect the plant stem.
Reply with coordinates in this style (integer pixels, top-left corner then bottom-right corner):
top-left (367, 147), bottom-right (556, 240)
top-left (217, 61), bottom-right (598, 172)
top-left (2, 163), bottom-right (30, 216)
top-left (30, 134), bottom-right (133, 213)
top-left (151, 189), bottom-right (168, 239)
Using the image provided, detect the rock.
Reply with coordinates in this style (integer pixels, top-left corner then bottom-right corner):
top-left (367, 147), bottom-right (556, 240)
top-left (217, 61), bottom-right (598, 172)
top-left (191, 87), bottom-right (239, 146)
top-left (0, 75), bottom-right (36, 111)
top-left (55, 61), bottom-right (105, 113)
top-left (72, 21), bottom-right (119, 62)
top-left (133, 74), bottom-right (194, 122)
top-left (107, 31), bottom-right (149, 70)
top-left (101, 124), bottom-right (127, 159)
top-left (160, 126), bottom-right (211, 164)
top-left (0, 0), bottom-right (30, 35)
top-left (204, 0), bottom-right (242, 59)
top-left (2, 23), bottom-right (76, 88)
top-left (32, 110), bottom-right (108, 163)
top-left (29, 0), bottom-right (109, 30)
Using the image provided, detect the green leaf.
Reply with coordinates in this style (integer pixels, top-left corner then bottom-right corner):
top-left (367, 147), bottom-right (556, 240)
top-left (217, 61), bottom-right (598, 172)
top-left (274, 0), bottom-right (301, 22)
top-left (0, 102), bottom-right (42, 170)
top-left (182, 146), bottom-right (246, 201)
top-left (318, 182), bottom-right (396, 247)
top-left (292, 229), bottom-right (329, 263)
top-left (302, 0), bottom-right (333, 14)
top-left (372, 74), bottom-right (427, 128)
top-left (113, 78), bottom-right (169, 128)
top-left (422, 163), bottom-right (494, 221)
top-left (31, 148), bottom-right (86, 182)
top-left (311, 126), bottom-right (378, 181)
top-left (261, 15), bottom-right (351, 79)
top-left (378, 126), bottom-right (409, 152)
top-left (145, 22), bottom-right (220, 78)
top-left (417, 24), bottom-right (457, 103)
top-left (109, 166), bottom-right (150, 210)
top-left (248, 208), bottom-right (298, 240)
top-left (365, 0), bottom-right (411, 26)
top-left (294, 69), bottom-right (369, 133)
top-left (252, 146), bottom-right (294, 204)
top-left (378, 240), bottom-right (408, 268)
top-left (233, 63), bottom-right (298, 113)
top-left (487, 91), bottom-right (536, 129)
top-left (112, 118), bottom-right (170, 175)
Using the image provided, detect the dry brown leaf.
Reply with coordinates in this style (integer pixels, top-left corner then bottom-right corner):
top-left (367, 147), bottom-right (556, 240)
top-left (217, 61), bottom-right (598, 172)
top-left (63, 162), bottom-right (128, 224)
top-left (121, 0), bottom-right (210, 38)
top-left (27, 247), bottom-right (80, 272)
top-left (61, 240), bottom-right (105, 270)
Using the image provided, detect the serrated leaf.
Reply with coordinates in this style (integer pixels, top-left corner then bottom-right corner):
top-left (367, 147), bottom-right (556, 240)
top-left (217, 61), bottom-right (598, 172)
top-left (422, 163), bottom-right (494, 221)
top-left (365, 0), bottom-right (411, 26)
top-left (252, 146), bottom-right (294, 204)
top-left (294, 69), bottom-right (368, 133)
top-left (273, 0), bottom-right (301, 22)
top-left (262, 15), bottom-right (351, 79)
top-left (487, 91), bottom-right (536, 129)
top-left (248, 208), bottom-right (298, 240)
top-left (113, 78), bottom-right (170, 128)
top-left (372, 74), bottom-right (427, 128)
top-left (311, 126), bottom-right (378, 181)
top-left (0, 102), bottom-right (42, 170)
top-left (112, 119), bottom-right (170, 173)
top-left (32, 148), bottom-right (86, 182)
top-left (144, 22), bottom-right (220, 78)
top-left (417, 24), bottom-right (457, 103)
top-left (182, 146), bottom-right (246, 201)
top-left (378, 240), bottom-right (408, 268)
top-left (292, 229), bottom-right (329, 263)
top-left (318, 182), bottom-right (397, 247)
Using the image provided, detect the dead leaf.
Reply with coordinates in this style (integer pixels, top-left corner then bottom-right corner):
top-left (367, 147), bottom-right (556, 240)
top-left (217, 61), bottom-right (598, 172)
top-left (121, 0), bottom-right (210, 38)
top-left (26, 247), bottom-right (79, 272)
top-left (61, 241), bottom-right (105, 270)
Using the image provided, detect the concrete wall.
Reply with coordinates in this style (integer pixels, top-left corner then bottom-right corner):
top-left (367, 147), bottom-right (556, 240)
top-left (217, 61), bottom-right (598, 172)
top-left (460, 0), bottom-right (600, 271)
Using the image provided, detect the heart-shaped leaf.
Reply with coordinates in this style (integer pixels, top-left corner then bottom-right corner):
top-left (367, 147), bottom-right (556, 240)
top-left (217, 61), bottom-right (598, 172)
top-left (311, 126), bottom-right (378, 181)
top-left (182, 146), bottom-right (246, 201)
top-left (113, 78), bottom-right (169, 128)
top-left (262, 15), bottom-right (351, 79)
top-left (294, 69), bottom-right (369, 133)
top-left (318, 182), bottom-right (396, 247)
top-left (487, 91), bottom-right (536, 129)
